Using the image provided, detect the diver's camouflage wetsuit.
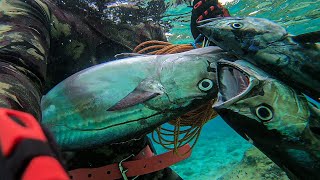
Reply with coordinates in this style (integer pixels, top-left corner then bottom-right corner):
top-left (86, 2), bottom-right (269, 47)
top-left (0, 0), bottom-right (182, 179)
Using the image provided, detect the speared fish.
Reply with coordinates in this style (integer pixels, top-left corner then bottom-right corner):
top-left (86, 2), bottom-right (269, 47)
top-left (41, 46), bottom-right (235, 150)
top-left (198, 17), bottom-right (320, 101)
top-left (214, 60), bottom-right (320, 179)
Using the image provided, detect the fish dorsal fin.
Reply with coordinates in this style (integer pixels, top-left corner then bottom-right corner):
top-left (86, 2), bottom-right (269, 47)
top-left (292, 31), bottom-right (320, 44)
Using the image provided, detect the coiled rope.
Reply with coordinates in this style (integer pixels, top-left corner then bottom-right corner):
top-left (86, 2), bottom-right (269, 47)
top-left (133, 40), bottom-right (218, 155)
top-left (133, 40), bottom-right (197, 54)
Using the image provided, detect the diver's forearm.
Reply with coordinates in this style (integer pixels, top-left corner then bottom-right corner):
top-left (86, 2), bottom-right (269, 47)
top-left (0, 61), bottom-right (42, 120)
top-left (0, 0), bottom-right (51, 80)
top-left (0, 0), bottom-right (52, 119)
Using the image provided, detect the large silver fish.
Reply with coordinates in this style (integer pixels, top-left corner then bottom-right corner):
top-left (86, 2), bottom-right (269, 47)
top-left (197, 17), bottom-right (320, 101)
top-left (213, 60), bottom-right (320, 179)
top-left (41, 46), bottom-right (234, 150)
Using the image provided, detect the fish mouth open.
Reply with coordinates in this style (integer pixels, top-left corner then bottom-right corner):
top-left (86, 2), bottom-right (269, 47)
top-left (215, 61), bottom-right (253, 106)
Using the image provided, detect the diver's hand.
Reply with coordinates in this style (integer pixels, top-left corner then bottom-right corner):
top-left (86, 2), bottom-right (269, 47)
top-left (191, 0), bottom-right (231, 39)
top-left (0, 108), bottom-right (69, 180)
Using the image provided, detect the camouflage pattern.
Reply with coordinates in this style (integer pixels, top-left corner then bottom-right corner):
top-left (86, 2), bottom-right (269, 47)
top-left (0, 0), bottom-right (182, 179)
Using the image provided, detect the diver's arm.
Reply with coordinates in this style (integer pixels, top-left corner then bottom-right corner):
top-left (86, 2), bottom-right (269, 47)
top-left (0, 0), bottom-right (51, 120)
top-left (0, 1), bottom-right (69, 178)
top-left (190, 0), bottom-right (230, 40)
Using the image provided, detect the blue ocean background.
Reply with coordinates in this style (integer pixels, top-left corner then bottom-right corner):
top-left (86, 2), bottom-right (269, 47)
top-left (149, 0), bottom-right (320, 179)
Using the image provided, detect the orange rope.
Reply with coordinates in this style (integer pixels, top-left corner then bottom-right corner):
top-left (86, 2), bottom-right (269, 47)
top-left (133, 40), bottom-right (218, 155)
top-left (133, 40), bottom-right (198, 55)
top-left (133, 40), bottom-right (172, 53)
top-left (155, 44), bottom-right (179, 54)
top-left (136, 45), bottom-right (168, 54)
top-left (166, 45), bottom-right (194, 54)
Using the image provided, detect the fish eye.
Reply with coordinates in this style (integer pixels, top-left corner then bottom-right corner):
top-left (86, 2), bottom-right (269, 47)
top-left (230, 22), bottom-right (243, 29)
top-left (255, 105), bottom-right (273, 122)
top-left (198, 79), bottom-right (214, 92)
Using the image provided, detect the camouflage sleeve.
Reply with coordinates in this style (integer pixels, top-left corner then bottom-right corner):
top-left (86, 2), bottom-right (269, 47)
top-left (0, 0), bottom-right (51, 120)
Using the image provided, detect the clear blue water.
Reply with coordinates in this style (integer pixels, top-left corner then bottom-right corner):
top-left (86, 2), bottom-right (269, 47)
top-left (150, 0), bottom-right (320, 179)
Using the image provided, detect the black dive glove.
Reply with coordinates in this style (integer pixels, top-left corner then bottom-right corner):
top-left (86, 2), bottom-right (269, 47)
top-left (190, 0), bottom-right (231, 40)
top-left (0, 108), bottom-right (69, 180)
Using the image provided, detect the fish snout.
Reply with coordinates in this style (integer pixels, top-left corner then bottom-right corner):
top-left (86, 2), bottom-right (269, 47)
top-left (197, 24), bottom-right (214, 41)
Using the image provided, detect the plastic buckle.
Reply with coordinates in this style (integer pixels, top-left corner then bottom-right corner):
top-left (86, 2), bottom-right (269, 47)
top-left (190, 34), bottom-right (204, 49)
top-left (118, 154), bottom-right (139, 180)
top-left (0, 108), bottom-right (47, 157)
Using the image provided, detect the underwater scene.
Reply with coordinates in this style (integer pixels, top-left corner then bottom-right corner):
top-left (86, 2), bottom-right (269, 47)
top-left (151, 0), bottom-right (320, 179)
top-left (6, 0), bottom-right (316, 179)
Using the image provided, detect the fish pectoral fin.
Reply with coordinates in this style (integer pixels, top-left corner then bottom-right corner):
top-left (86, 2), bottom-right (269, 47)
top-left (107, 89), bottom-right (160, 111)
top-left (292, 31), bottom-right (320, 44)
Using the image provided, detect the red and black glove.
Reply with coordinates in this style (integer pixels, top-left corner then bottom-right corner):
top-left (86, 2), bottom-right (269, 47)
top-left (190, 0), bottom-right (231, 40)
top-left (0, 108), bottom-right (69, 180)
